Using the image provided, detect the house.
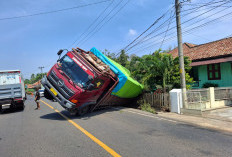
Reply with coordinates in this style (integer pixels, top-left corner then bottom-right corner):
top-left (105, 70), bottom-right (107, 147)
top-left (169, 37), bottom-right (232, 88)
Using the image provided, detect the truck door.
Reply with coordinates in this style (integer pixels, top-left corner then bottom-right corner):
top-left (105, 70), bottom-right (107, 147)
top-left (85, 78), bottom-right (105, 102)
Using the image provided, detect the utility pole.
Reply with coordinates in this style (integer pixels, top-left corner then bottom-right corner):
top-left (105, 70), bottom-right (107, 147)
top-left (38, 66), bottom-right (45, 77)
top-left (175, 0), bottom-right (188, 108)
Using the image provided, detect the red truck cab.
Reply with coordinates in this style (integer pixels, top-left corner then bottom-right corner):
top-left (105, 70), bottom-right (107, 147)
top-left (42, 48), bottom-right (117, 115)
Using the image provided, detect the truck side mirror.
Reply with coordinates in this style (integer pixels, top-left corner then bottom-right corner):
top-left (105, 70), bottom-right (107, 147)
top-left (57, 49), bottom-right (63, 61)
top-left (57, 49), bottom-right (63, 56)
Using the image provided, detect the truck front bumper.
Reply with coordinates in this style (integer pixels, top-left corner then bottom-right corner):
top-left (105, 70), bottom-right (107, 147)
top-left (41, 77), bottom-right (76, 109)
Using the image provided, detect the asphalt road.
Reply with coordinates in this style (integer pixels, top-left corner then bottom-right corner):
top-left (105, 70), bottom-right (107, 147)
top-left (0, 96), bottom-right (232, 157)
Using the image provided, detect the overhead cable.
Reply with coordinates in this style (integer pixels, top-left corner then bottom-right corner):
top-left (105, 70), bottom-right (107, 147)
top-left (0, 0), bottom-right (111, 21)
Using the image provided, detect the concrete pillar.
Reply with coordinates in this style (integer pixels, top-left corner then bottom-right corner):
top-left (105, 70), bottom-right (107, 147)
top-left (209, 87), bottom-right (215, 109)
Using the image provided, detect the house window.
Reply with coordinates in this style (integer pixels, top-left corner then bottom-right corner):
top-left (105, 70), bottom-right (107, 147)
top-left (207, 64), bottom-right (221, 80)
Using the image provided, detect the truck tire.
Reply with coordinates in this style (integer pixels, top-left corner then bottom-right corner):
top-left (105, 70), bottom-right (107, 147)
top-left (44, 89), bottom-right (54, 100)
top-left (0, 106), bottom-right (3, 114)
top-left (19, 103), bottom-right (25, 111)
top-left (77, 105), bottom-right (90, 116)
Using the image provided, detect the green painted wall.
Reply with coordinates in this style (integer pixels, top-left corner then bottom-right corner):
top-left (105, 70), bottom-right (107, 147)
top-left (197, 62), bottom-right (232, 88)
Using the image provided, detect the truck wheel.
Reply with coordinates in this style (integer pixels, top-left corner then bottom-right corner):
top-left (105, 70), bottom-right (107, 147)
top-left (0, 107), bottom-right (4, 114)
top-left (77, 106), bottom-right (90, 116)
top-left (19, 104), bottom-right (25, 111)
top-left (44, 89), bottom-right (54, 100)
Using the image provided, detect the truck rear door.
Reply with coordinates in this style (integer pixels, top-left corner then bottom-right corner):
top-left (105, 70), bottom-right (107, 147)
top-left (0, 71), bottom-right (22, 100)
top-left (0, 72), bottom-right (21, 85)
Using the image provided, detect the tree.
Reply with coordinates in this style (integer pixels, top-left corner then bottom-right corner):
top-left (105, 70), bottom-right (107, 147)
top-left (30, 74), bottom-right (35, 80)
top-left (24, 79), bottom-right (30, 84)
top-left (131, 49), bottom-right (193, 91)
top-left (100, 48), bottom-right (194, 91)
top-left (117, 50), bottom-right (129, 67)
top-left (128, 54), bottom-right (140, 73)
top-left (27, 73), bottom-right (47, 84)
top-left (171, 56), bottom-right (194, 89)
top-left (133, 50), bottom-right (174, 91)
top-left (102, 49), bottom-right (117, 60)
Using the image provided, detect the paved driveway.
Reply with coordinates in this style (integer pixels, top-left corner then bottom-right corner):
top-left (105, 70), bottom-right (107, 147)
top-left (203, 107), bottom-right (232, 122)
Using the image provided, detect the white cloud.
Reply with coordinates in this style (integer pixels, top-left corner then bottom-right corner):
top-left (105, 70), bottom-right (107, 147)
top-left (128, 29), bottom-right (137, 36)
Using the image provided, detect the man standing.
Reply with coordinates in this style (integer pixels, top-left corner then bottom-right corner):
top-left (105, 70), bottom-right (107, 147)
top-left (35, 88), bottom-right (40, 110)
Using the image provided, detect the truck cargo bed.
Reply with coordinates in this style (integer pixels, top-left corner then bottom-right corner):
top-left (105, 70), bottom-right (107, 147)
top-left (0, 84), bottom-right (22, 100)
top-left (90, 48), bottom-right (143, 98)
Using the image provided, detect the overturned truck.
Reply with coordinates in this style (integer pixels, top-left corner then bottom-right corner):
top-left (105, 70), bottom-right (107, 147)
top-left (42, 47), bottom-right (143, 115)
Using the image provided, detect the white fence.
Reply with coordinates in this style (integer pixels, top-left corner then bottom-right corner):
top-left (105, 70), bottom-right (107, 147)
top-left (186, 88), bottom-right (210, 110)
top-left (214, 87), bottom-right (232, 100)
top-left (186, 87), bottom-right (232, 111)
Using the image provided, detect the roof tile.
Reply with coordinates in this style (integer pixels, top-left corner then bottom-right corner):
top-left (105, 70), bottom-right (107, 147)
top-left (169, 37), bottom-right (232, 60)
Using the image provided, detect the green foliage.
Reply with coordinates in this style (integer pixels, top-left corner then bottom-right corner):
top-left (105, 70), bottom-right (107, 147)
top-left (171, 56), bottom-right (194, 89)
top-left (140, 103), bottom-right (156, 114)
top-left (89, 48), bottom-right (195, 92)
top-left (104, 48), bottom-right (194, 92)
top-left (26, 73), bottom-right (47, 84)
top-left (133, 51), bottom-right (169, 91)
top-left (202, 82), bottom-right (218, 88)
top-left (102, 49), bottom-right (117, 60)
top-left (24, 79), bottom-right (30, 84)
top-left (117, 50), bottom-right (129, 67)
top-left (26, 88), bottom-right (35, 95)
top-left (26, 88), bottom-right (35, 92)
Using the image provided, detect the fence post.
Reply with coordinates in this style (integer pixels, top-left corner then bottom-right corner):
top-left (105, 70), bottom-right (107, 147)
top-left (152, 93), bottom-right (154, 107)
top-left (209, 87), bottom-right (215, 109)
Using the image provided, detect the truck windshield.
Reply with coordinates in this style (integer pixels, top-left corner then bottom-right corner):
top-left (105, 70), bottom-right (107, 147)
top-left (59, 55), bottom-right (90, 88)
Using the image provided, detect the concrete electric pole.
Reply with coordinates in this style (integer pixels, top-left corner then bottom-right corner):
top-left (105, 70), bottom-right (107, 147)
top-left (175, 0), bottom-right (188, 108)
top-left (38, 66), bottom-right (45, 77)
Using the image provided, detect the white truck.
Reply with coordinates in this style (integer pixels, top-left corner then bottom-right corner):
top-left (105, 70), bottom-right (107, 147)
top-left (0, 70), bottom-right (26, 113)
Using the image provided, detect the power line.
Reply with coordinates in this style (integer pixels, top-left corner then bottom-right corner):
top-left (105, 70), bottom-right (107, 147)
top-left (125, 0), bottom-right (231, 53)
top-left (129, 8), bottom-right (232, 54)
top-left (68, 0), bottom-right (115, 49)
top-left (183, 0), bottom-right (231, 6)
top-left (0, 0), bottom-right (111, 21)
top-left (120, 9), bottom-right (176, 54)
top-left (159, 10), bottom-right (175, 49)
top-left (129, 9), bottom-right (232, 54)
top-left (129, 0), bottom-right (221, 48)
top-left (120, 5), bottom-right (175, 54)
top-left (184, 31), bottom-right (211, 42)
top-left (79, 0), bottom-right (131, 46)
top-left (181, 0), bottom-right (223, 13)
top-left (75, 0), bottom-right (125, 45)
top-left (120, 0), bottom-right (221, 54)
top-left (141, 0), bottom-right (230, 46)
top-left (123, 0), bottom-right (231, 53)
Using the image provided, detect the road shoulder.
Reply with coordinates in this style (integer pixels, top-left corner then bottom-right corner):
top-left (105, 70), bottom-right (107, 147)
top-left (157, 111), bottom-right (232, 134)
top-left (114, 107), bottom-right (232, 134)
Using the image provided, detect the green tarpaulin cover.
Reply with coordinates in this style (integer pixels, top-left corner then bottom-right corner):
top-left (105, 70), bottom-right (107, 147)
top-left (90, 48), bottom-right (143, 98)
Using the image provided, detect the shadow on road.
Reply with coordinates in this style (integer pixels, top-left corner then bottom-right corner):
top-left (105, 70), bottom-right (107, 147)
top-left (0, 107), bottom-right (24, 115)
top-left (40, 107), bottom-right (122, 121)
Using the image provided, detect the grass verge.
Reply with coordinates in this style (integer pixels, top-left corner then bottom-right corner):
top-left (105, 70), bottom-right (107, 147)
top-left (140, 103), bottom-right (156, 114)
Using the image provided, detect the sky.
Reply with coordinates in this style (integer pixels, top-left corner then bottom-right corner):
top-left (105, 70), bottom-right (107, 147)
top-left (0, 0), bottom-right (232, 79)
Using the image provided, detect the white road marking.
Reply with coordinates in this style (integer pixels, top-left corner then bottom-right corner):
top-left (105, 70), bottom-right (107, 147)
top-left (114, 107), bottom-right (177, 123)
